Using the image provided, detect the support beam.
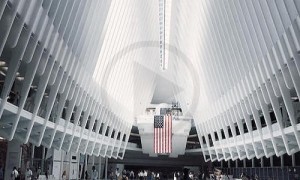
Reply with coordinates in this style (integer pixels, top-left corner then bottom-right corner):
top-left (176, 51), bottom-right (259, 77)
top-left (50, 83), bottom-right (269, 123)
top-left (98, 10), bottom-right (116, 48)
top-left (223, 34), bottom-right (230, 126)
top-left (31, 144), bottom-right (35, 167)
top-left (292, 154), bottom-right (295, 167)
top-left (41, 146), bottom-right (45, 173)
top-left (105, 157), bottom-right (108, 180)
top-left (98, 156), bottom-right (102, 179)
top-left (270, 156), bottom-right (273, 168)
top-left (60, 150), bottom-right (65, 180)
top-left (68, 152), bottom-right (72, 180)
top-left (84, 155), bottom-right (88, 179)
top-left (221, 160), bottom-right (223, 168)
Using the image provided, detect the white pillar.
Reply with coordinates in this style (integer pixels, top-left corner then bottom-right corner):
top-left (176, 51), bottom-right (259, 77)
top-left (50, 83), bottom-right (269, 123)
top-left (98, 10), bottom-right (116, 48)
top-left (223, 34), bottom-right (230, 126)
top-left (41, 146), bottom-right (45, 173)
top-left (84, 155), bottom-right (88, 179)
top-left (292, 154), bottom-right (295, 167)
top-left (228, 160), bottom-right (231, 168)
top-left (68, 152), bottom-right (72, 180)
top-left (260, 158), bottom-right (264, 168)
top-left (77, 153), bottom-right (80, 180)
top-left (221, 160), bottom-right (223, 168)
top-left (98, 157), bottom-right (102, 179)
top-left (105, 157), bottom-right (108, 180)
top-left (252, 158), bottom-right (255, 168)
top-left (60, 150), bottom-right (65, 180)
top-left (235, 160), bottom-right (238, 168)
top-left (270, 156), bottom-right (273, 167)
top-left (280, 155), bottom-right (284, 168)
top-left (31, 144), bottom-right (35, 167)
top-left (243, 159), bottom-right (246, 168)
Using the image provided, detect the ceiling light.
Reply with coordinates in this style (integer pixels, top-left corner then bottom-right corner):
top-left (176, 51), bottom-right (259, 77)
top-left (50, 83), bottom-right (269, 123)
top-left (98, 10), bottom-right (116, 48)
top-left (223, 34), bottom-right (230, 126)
top-left (0, 61), bottom-right (6, 66)
top-left (0, 71), bottom-right (6, 76)
top-left (159, 0), bottom-right (172, 71)
top-left (16, 76), bottom-right (24, 81)
top-left (159, 0), bottom-right (167, 70)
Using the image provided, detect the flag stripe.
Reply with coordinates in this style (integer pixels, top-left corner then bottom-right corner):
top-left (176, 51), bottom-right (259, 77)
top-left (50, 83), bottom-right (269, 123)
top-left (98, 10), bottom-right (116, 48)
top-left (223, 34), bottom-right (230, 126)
top-left (167, 114), bottom-right (170, 152)
top-left (170, 115), bottom-right (172, 152)
top-left (154, 126), bottom-right (157, 153)
top-left (154, 115), bottom-right (172, 154)
top-left (164, 118), bottom-right (166, 153)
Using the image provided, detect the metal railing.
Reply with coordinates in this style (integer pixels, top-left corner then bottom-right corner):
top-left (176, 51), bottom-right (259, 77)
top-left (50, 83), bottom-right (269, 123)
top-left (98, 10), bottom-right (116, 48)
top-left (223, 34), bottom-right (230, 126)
top-left (220, 167), bottom-right (300, 180)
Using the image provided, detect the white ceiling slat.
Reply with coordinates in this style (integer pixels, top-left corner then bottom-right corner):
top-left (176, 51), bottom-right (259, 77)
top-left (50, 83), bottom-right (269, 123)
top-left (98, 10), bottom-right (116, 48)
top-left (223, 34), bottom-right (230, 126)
top-left (0, 0), bottom-right (300, 160)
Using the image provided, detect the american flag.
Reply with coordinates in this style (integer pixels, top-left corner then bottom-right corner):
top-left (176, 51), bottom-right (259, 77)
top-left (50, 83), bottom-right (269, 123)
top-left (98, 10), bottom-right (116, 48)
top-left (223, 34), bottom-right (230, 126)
top-left (154, 114), bottom-right (172, 154)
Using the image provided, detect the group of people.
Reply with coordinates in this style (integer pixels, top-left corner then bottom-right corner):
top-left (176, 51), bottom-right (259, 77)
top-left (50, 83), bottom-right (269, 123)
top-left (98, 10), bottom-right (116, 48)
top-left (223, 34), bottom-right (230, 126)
top-left (9, 166), bottom-right (45, 180)
top-left (110, 168), bottom-right (209, 180)
top-left (112, 168), bottom-right (136, 180)
top-left (173, 170), bottom-right (209, 180)
top-left (10, 166), bottom-right (33, 180)
top-left (110, 168), bottom-right (161, 180)
top-left (211, 168), bottom-right (256, 180)
top-left (136, 170), bottom-right (161, 180)
top-left (83, 166), bottom-right (98, 180)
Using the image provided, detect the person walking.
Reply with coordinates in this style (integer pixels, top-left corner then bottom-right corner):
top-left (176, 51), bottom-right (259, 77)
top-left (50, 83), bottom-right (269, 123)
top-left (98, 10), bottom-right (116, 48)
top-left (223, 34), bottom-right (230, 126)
top-left (129, 170), bottom-right (134, 180)
top-left (91, 166), bottom-right (98, 180)
top-left (36, 167), bottom-right (41, 179)
top-left (62, 170), bottom-right (67, 180)
top-left (115, 168), bottom-right (120, 180)
top-left (25, 167), bottom-right (33, 180)
top-left (16, 168), bottom-right (21, 180)
top-left (10, 167), bottom-right (19, 180)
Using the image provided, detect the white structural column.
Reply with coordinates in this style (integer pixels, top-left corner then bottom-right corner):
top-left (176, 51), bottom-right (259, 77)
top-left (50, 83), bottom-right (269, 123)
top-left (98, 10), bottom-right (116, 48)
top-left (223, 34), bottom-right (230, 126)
top-left (194, 0), bottom-right (300, 162)
top-left (0, 0), bottom-right (132, 159)
top-left (105, 157), bottom-right (108, 180)
top-left (0, 0), bottom-right (300, 164)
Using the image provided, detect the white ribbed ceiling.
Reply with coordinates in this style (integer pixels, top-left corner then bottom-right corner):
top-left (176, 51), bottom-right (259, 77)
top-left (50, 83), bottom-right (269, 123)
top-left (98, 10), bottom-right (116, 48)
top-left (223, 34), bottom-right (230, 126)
top-left (0, 0), bottom-right (300, 161)
top-left (91, 0), bottom-right (203, 121)
top-left (89, 0), bottom-right (300, 126)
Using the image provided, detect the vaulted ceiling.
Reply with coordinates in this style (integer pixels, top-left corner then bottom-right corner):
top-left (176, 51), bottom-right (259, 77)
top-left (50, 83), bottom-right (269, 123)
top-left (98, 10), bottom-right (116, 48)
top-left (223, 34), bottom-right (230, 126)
top-left (0, 0), bottom-right (300, 160)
